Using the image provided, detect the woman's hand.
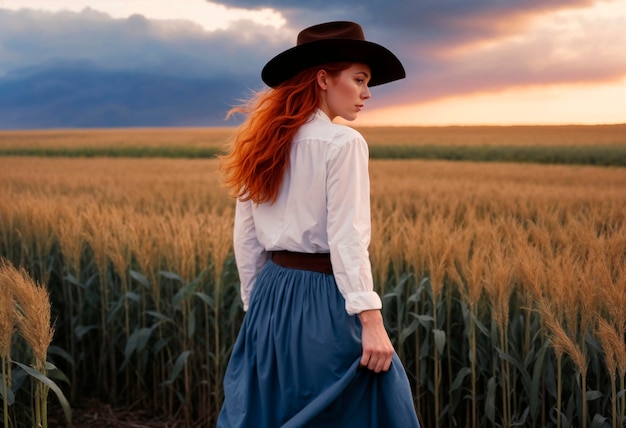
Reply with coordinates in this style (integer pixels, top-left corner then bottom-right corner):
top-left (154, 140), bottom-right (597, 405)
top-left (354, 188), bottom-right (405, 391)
top-left (357, 309), bottom-right (394, 373)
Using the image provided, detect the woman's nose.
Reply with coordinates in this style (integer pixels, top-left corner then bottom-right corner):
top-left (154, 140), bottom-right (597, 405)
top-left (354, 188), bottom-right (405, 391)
top-left (362, 86), bottom-right (371, 99)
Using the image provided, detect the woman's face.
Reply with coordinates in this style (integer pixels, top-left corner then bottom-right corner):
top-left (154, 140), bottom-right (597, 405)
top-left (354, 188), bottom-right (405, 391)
top-left (318, 63), bottom-right (372, 122)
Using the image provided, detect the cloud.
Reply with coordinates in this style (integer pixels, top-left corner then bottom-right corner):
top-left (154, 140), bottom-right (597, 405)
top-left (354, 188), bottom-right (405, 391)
top-left (0, 0), bottom-right (624, 128)
top-left (0, 6), bottom-right (291, 128)
top-left (0, 8), bottom-right (285, 80)
top-left (207, 0), bottom-right (626, 110)
top-left (397, 0), bottom-right (626, 103)
top-left (0, 62), bottom-right (249, 128)
top-left (214, 0), bottom-right (599, 42)
top-left (0, 0), bottom-right (286, 31)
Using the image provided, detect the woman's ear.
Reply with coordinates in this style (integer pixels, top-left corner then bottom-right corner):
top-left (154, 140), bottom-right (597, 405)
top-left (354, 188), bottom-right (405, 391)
top-left (316, 70), bottom-right (328, 90)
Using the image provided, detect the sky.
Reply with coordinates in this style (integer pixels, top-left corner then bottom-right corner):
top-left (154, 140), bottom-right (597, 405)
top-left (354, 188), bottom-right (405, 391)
top-left (0, 0), bottom-right (625, 127)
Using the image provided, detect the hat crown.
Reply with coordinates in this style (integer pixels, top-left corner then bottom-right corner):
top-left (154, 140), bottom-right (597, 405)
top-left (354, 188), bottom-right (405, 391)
top-left (262, 21), bottom-right (405, 88)
top-left (297, 21), bottom-right (365, 45)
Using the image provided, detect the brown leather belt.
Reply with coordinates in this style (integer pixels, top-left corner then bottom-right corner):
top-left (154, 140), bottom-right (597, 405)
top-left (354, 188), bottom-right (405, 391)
top-left (270, 251), bottom-right (333, 274)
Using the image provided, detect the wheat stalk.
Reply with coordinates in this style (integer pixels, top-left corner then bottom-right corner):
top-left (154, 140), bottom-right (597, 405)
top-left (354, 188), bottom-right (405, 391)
top-left (458, 229), bottom-right (489, 428)
top-left (83, 204), bottom-right (118, 400)
top-left (0, 262), bottom-right (15, 428)
top-left (0, 268), bottom-right (14, 359)
top-left (539, 298), bottom-right (587, 428)
top-left (5, 265), bottom-right (54, 364)
top-left (2, 153), bottom-right (626, 426)
top-left (53, 210), bottom-right (86, 400)
top-left (1, 259), bottom-right (55, 428)
top-left (595, 316), bottom-right (622, 428)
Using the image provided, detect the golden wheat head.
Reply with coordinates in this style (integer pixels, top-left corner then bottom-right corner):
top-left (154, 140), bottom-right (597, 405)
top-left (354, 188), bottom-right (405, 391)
top-left (3, 262), bottom-right (54, 363)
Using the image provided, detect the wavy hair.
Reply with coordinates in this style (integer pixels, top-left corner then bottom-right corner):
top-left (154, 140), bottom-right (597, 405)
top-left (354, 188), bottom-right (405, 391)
top-left (220, 63), bottom-right (351, 204)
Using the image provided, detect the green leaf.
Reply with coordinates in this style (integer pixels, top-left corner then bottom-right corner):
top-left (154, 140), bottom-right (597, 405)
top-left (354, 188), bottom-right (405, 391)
top-left (485, 376), bottom-right (496, 423)
top-left (75, 325), bottom-right (97, 340)
top-left (129, 269), bottom-right (150, 288)
top-left (586, 390), bottom-right (604, 401)
top-left (591, 414), bottom-right (609, 428)
top-left (433, 329), bottom-right (446, 354)
top-left (106, 298), bottom-right (124, 323)
top-left (0, 364), bottom-right (16, 404)
top-left (146, 310), bottom-right (174, 324)
top-left (450, 367), bottom-right (471, 391)
top-left (153, 338), bottom-right (170, 354)
top-left (187, 308), bottom-right (196, 338)
top-left (398, 318), bottom-right (420, 345)
top-left (409, 312), bottom-right (433, 328)
top-left (194, 291), bottom-right (214, 308)
top-left (162, 351), bottom-right (191, 386)
top-left (125, 291), bottom-right (141, 302)
top-left (530, 340), bottom-right (550, 420)
top-left (63, 273), bottom-right (82, 287)
top-left (47, 345), bottom-right (75, 366)
top-left (173, 278), bottom-right (200, 309)
top-left (0, 380), bottom-right (15, 405)
top-left (45, 362), bottom-right (71, 384)
top-left (511, 407), bottom-right (529, 426)
top-left (160, 270), bottom-right (185, 282)
top-left (124, 325), bottom-right (158, 361)
top-left (472, 312), bottom-right (490, 337)
top-left (406, 293), bottom-right (422, 304)
top-left (13, 361), bottom-right (72, 427)
top-left (495, 347), bottom-right (531, 393)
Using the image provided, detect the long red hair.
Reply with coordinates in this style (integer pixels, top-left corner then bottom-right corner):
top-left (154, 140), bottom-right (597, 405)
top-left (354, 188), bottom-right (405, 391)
top-left (220, 63), bottom-right (351, 204)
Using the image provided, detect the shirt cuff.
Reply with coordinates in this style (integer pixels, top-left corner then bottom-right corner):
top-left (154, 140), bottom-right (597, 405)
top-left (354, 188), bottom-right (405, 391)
top-left (344, 291), bottom-right (382, 315)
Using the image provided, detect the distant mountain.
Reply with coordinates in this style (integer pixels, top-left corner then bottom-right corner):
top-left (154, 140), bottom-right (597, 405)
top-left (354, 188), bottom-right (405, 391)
top-left (0, 63), bottom-right (250, 129)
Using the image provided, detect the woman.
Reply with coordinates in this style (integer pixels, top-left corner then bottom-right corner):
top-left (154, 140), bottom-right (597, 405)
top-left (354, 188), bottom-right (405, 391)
top-left (217, 21), bottom-right (420, 427)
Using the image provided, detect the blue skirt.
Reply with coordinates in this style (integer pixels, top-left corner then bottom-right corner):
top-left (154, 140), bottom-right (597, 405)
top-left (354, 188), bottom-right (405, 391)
top-left (217, 261), bottom-right (421, 428)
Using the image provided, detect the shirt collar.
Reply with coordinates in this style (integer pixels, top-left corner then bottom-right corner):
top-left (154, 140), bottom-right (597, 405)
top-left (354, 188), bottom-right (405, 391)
top-left (314, 108), bottom-right (332, 122)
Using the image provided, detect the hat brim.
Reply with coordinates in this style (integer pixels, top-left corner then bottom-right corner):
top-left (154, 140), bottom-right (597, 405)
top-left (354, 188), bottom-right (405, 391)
top-left (261, 39), bottom-right (406, 88)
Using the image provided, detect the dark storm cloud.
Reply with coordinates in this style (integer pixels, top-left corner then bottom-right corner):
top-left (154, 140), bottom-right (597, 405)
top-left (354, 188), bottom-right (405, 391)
top-left (0, 7), bottom-right (290, 128)
top-left (0, 8), bottom-right (281, 80)
top-left (0, 1), bottom-right (623, 128)
top-left (0, 63), bottom-right (248, 128)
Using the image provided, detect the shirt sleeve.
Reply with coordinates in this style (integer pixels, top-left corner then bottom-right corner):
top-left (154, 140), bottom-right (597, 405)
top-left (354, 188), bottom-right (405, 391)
top-left (326, 133), bottom-right (382, 315)
top-left (233, 198), bottom-right (269, 311)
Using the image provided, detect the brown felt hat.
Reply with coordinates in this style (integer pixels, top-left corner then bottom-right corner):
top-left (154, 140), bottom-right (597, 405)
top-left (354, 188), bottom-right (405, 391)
top-left (261, 21), bottom-right (406, 88)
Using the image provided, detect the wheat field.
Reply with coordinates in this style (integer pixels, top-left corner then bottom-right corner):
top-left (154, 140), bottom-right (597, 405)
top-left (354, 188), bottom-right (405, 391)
top-left (1, 137), bottom-right (625, 426)
top-left (1, 124), bottom-right (625, 150)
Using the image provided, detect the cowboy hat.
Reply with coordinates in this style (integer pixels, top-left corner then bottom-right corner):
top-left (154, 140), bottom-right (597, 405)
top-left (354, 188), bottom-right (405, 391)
top-left (261, 21), bottom-right (406, 88)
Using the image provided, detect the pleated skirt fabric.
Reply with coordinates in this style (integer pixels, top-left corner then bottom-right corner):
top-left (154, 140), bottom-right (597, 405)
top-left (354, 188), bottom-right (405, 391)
top-left (217, 260), bottom-right (421, 428)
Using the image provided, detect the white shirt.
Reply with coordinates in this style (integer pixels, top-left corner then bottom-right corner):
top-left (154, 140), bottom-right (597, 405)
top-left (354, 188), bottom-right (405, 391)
top-left (233, 109), bottom-right (382, 315)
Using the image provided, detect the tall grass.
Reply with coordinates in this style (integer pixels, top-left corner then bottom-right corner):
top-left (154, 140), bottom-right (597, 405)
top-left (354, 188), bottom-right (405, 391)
top-left (0, 259), bottom-right (71, 427)
top-left (1, 156), bottom-right (625, 426)
top-left (0, 272), bottom-right (13, 428)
